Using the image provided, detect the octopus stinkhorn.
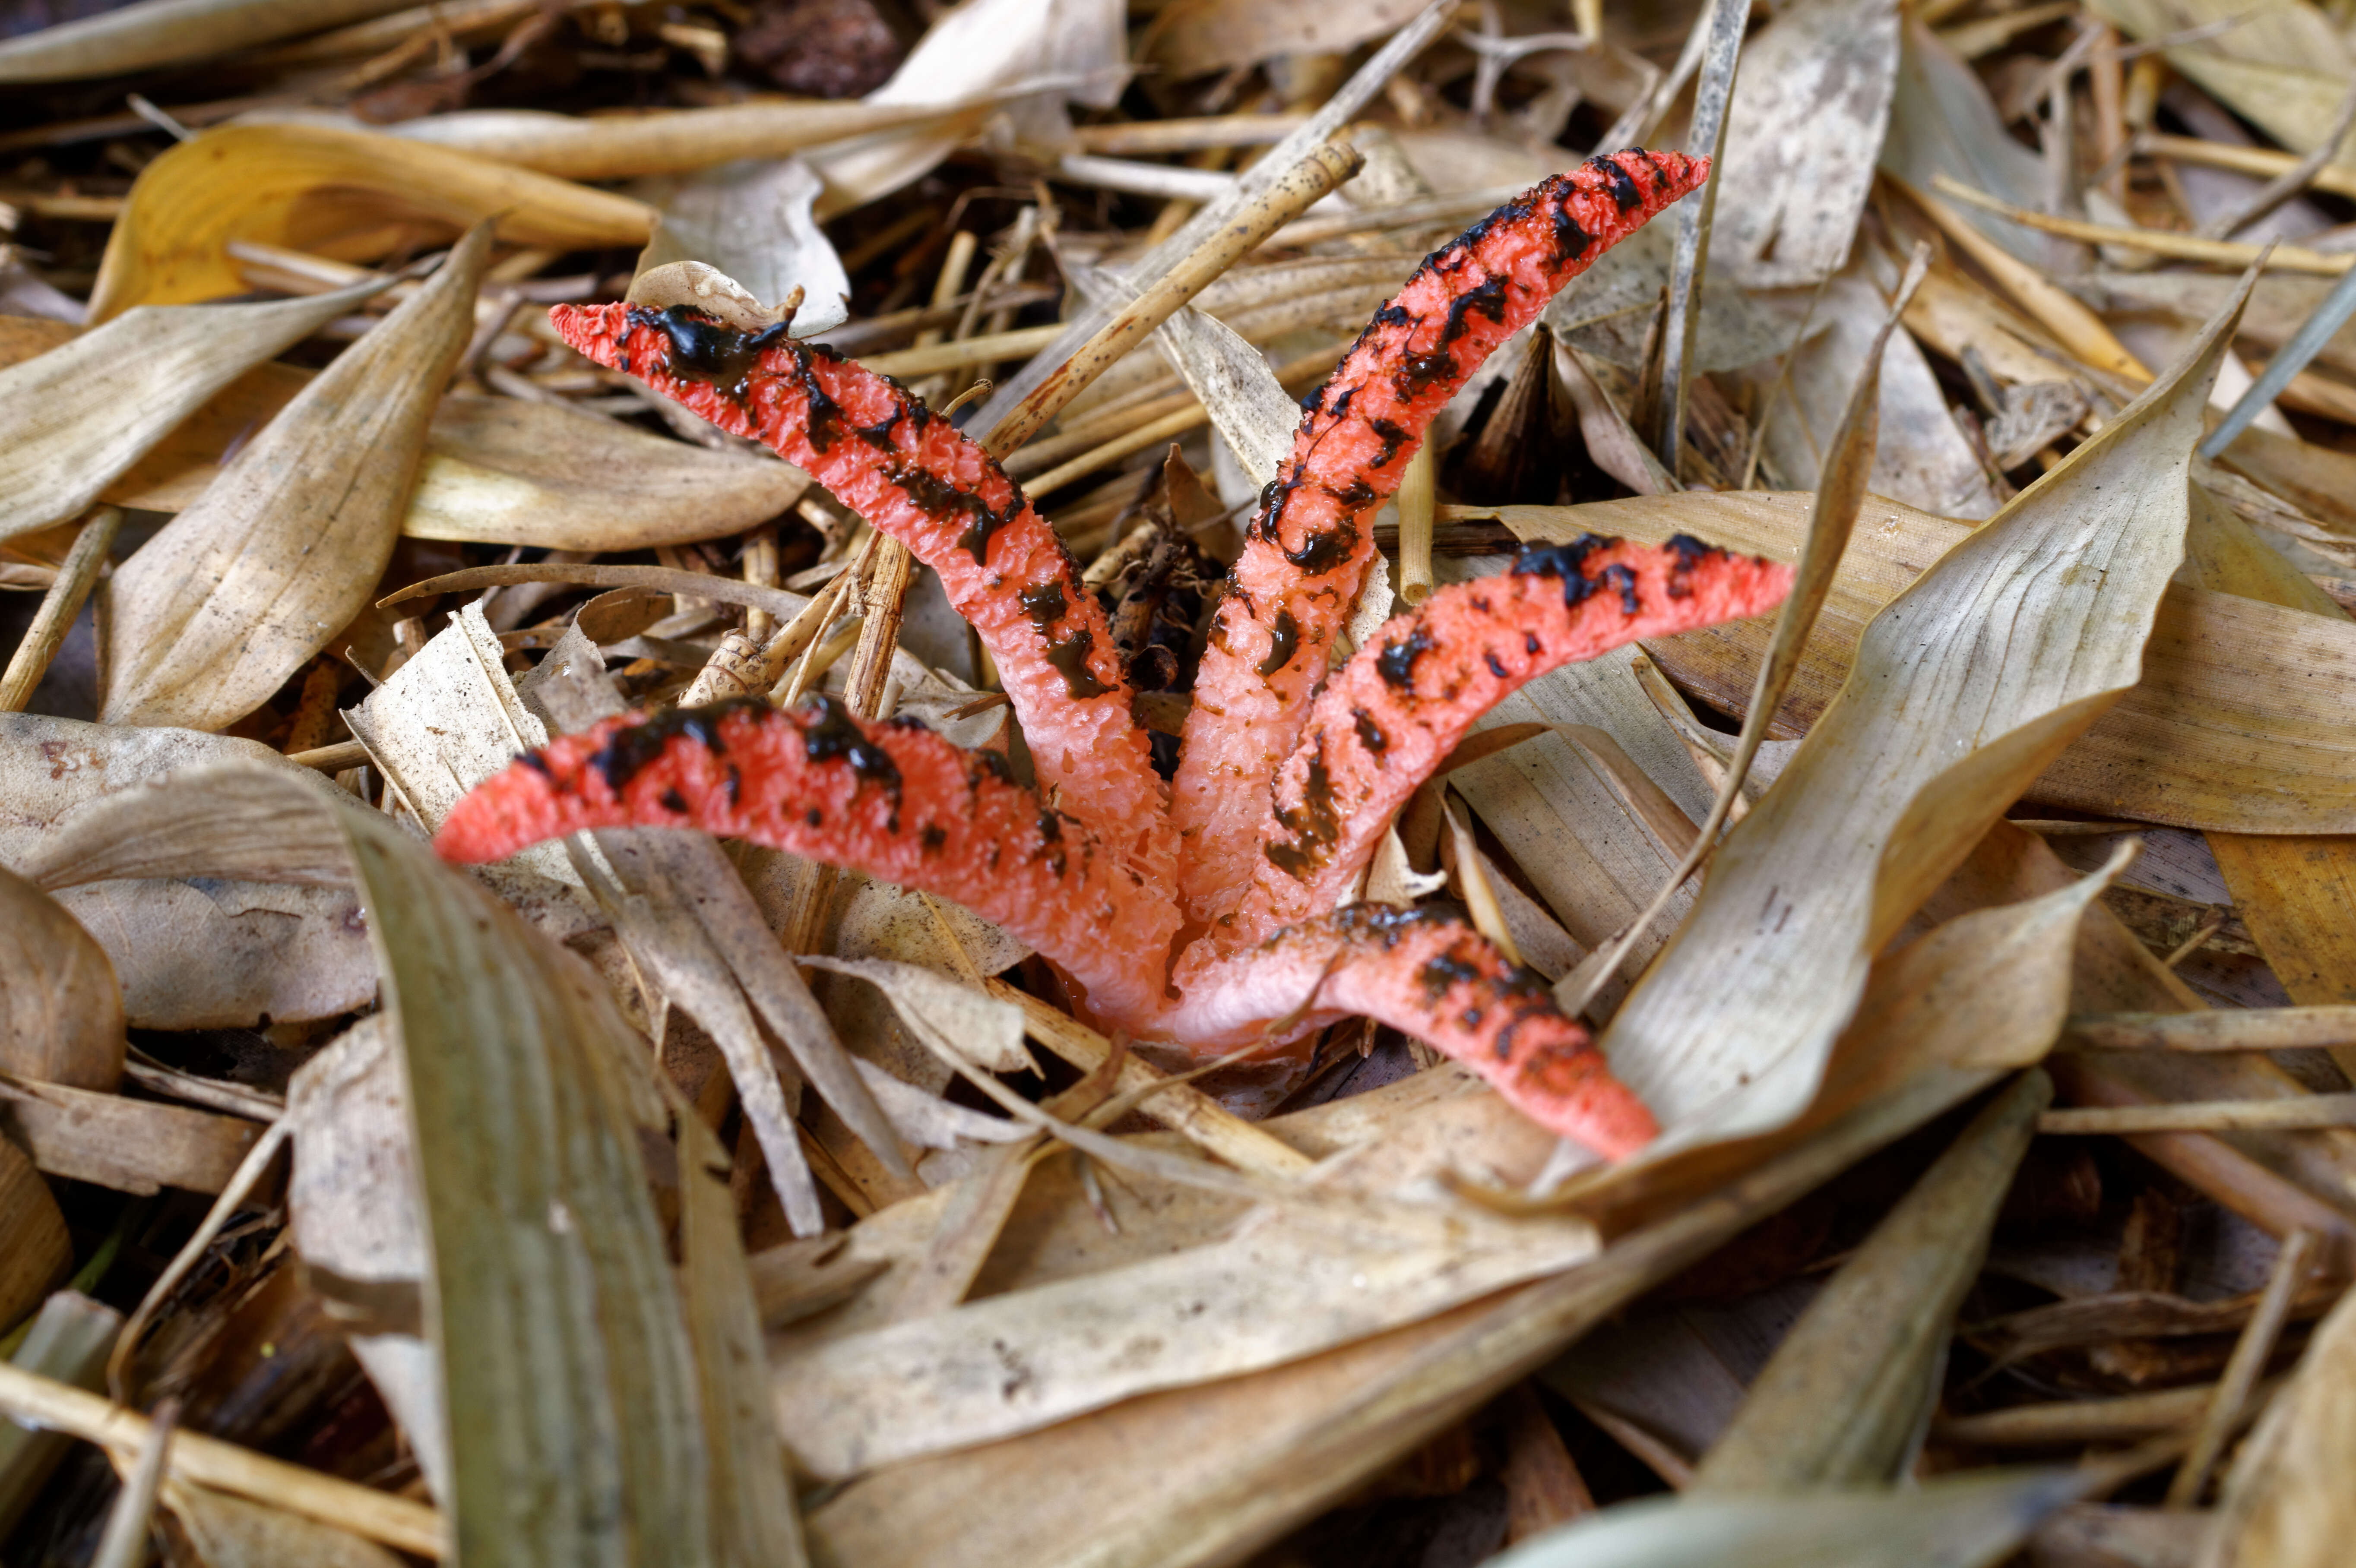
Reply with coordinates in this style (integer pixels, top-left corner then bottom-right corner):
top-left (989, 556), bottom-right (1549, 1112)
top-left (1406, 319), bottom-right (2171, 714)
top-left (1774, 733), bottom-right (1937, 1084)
top-left (437, 149), bottom-right (1790, 1160)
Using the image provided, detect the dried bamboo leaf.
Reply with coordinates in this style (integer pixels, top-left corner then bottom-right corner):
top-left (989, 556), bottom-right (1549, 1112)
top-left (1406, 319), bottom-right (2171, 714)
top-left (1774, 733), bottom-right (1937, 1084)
top-left (162, 1481), bottom-right (407, 1568)
top-left (0, 1143), bottom-right (70, 1344)
top-left (799, 956), bottom-right (1036, 1075)
top-left (770, 1117), bottom-right (1596, 1480)
top-left (0, 865), bottom-right (124, 1091)
top-left (633, 160), bottom-right (850, 336)
top-left (1708, 0), bottom-right (1901, 288)
top-left (1576, 823), bottom-right (2121, 1233)
top-left (101, 223), bottom-right (490, 731)
top-left (1151, 306), bottom-right (1296, 488)
top-left (0, 1075), bottom-right (263, 1195)
top-left (1697, 1070), bottom-right (2051, 1488)
top-left (405, 396), bottom-right (813, 551)
top-left (1493, 1469), bottom-right (2082, 1568)
top-left (808, 0), bottom-right (1128, 218)
top-left (0, 278), bottom-right (389, 542)
top-left (1880, 20), bottom-right (2064, 267)
top-left (359, 98), bottom-right (982, 182)
top-left (285, 1017), bottom-right (448, 1504)
top-left (1152, 0), bottom-right (1430, 74)
top-left (0, 714), bottom-right (374, 1029)
top-left (803, 1063), bottom-right (1998, 1568)
top-left (87, 127), bottom-right (649, 322)
top-left (1601, 272), bottom-right (2249, 1148)
top-left (2088, 0), bottom-right (2356, 173)
top-left (2199, 1274), bottom-right (2356, 1568)
top-left (2180, 490), bottom-right (2356, 1080)
top-left (0, 0), bottom-right (412, 81)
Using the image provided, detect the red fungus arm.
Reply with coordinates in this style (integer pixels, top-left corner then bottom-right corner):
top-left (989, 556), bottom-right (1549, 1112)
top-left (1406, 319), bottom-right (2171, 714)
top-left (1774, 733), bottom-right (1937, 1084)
top-left (1217, 534), bottom-right (1793, 949)
top-left (1166, 904), bottom-right (1656, 1159)
top-left (546, 303), bottom-right (1175, 882)
top-left (1169, 150), bottom-right (1710, 922)
top-left (434, 697), bottom-right (1183, 1025)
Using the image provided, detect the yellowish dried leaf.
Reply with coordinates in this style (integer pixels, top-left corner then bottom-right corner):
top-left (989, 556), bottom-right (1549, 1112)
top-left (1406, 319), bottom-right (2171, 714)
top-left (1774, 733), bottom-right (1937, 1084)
top-left (101, 223), bottom-right (490, 731)
top-left (87, 125), bottom-right (649, 321)
top-left (0, 865), bottom-right (123, 1091)
top-left (1599, 272), bottom-right (2247, 1148)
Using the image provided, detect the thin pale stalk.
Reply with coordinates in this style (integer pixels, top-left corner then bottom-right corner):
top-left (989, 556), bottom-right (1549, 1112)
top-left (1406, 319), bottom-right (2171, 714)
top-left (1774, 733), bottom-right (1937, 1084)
top-left (0, 1363), bottom-right (446, 1558)
top-left (985, 140), bottom-right (1363, 457)
top-left (0, 506), bottom-right (118, 713)
top-left (1396, 446), bottom-right (1438, 605)
top-left (2141, 132), bottom-right (2356, 201)
top-left (90, 1398), bottom-right (174, 1568)
top-left (2067, 1007), bottom-right (2356, 1053)
top-left (965, 0), bottom-right (1456, 438)
top-left (1017, 341), bottom-right (1348, 494)
top-left (1654, 0), bottom-right (1746, 474)
top-left (2199, 79), bottom-right (2356, 240)
top-left (2038, 1096), bottom-right (2356, 1134)
top-left (2167, 1228), bottom-right (2318, 1507)
top-left (1565, 248), bottom-right (1929, 1016)
top-left (1933, 175), bottom-right (2351, 276)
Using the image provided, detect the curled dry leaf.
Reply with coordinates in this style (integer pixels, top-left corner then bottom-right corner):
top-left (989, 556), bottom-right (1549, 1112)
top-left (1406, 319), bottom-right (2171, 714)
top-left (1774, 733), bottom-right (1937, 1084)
top-left (0, 864), bottom-right (124, 1091)
top-left (0, 276), bottom-right (390, 543)
top-left (101, 222), bottom-right (491, 731)
top-left (86, 126), bottom-right (650, 322)
top-left (1600, 269), bottom-right (2249, 1149)
top-left (0, 713), bottom-right (374, 1029)
top-left (633, 160), bottom-right (852, 338)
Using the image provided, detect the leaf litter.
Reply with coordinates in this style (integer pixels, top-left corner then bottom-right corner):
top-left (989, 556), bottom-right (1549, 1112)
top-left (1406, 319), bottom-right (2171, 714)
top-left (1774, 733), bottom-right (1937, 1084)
top-left (3, 1), bottom-right (2356, 1565)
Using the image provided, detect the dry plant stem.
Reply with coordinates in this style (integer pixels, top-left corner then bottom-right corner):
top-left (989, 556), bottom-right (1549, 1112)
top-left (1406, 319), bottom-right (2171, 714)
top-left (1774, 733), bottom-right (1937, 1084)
top-left (1268, 184), bottom-right (1529, 250)
top-left (1018, 341), bottom-right (1350, 496)
top-left (2140, 133), bottom-right (2356, 202)
top-left (0, 1364), bottom-right (445, 1557)
top-left (858, 323), bottom-right (1063, 380)
top-left (1932, 175), bottom-right (2352, 277)
top-left (285, 738), bottom-right (369, 772)
top-left (1396, 445), bottom-right (1437, 605)
top-left (1565, 248), bottom-right (1929, 1017)
top-left (2202, 261), bottom-right (2356, 458)
top-left (2037, 1096), bottom-right (2356, 1134)
top-left (1655, 0), bottom-right (1746, 472)
top-left (105, 1121), bottom-right (289, 1401)
top-left (89, 1397), bottom-right (173, 1568)
top-left (2068, 1007), bottom-right (2356, 1052)
top-left (985, 140), bottom-right (1365, 457)
top-left (2199, 80), bottom-right (2356, 240)
top-left (0, 507), bottom-right (118, 713)
top-left (1890, 176), bottom-right (2151, 382)
top-left (1933, 1377), bottom-right (2289, 1446)
top-left (2166, 1227), bottom-right (2318, 1508)
top-left (1074, 114), bottom-right (1307, 155)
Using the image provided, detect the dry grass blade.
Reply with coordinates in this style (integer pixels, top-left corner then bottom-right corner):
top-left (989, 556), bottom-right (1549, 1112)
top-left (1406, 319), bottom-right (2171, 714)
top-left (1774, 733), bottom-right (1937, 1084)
top-left (86, 126), bottom-right (650, 321)
top-left (382, 560), bottom-right (807, 623)
top-left (0, 280), bottom-right (387, 541)
top-left (1654, 0), bottom-right (1746, 472)
top-left (2066, 1007), bottom-right (2356, 1053)
top-left (2169, 1228), bottom-right (2320, 1507)
top-left (0, 1362), bottom-right (445, 1557)
top-left (1694, 1070), bottom-right (2050, 1489)
top-left (1600, 263), bottom-right (2252, 1147)
top-left (1568, 246), bottom-right (1929, 1016)
top-left (0, 508), bottom-right (120, 713)
top-left (2199, 1261), bottom-right (2356, 1568)
top-left (101, 223), bottom-right (490, 731)
top-left (0, 0), bottom-right (414, 81)
top-left (1488, 1468), bottom-right (2084, 1568)
top-left (0, 865), bottom-right (124, 1092)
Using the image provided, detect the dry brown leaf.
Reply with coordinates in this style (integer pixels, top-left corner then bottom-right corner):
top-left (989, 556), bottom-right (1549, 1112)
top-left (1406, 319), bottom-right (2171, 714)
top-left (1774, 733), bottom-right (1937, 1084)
top-left (101, 222), bottom-right (489, 730)
top-left (2088, 0), bottom-right (2356, 173)
top-left (0, 713), bottom-right (374, 1029)
top-left (0, 0), bottom-right (414, 81)
top-left (1600, 271), bottom-right (2247, 1148)
top-left (1709, 0), bottom-right (1901, 289)
top-left (2199, 1276), bottom-right (2356, 1568)
top-left (0, 865), bottom-right (124, 1091)
top-left (86, 126), bottom-right (649, 321)
top-left (162, 1479), bottom-right (408, 1568)
top-left (0, 1140), bottom-right (70, 1336)
top-left (0, 277), bottom-right (389, 542)
top-left (0, 1075), bottom-right (263, 1195)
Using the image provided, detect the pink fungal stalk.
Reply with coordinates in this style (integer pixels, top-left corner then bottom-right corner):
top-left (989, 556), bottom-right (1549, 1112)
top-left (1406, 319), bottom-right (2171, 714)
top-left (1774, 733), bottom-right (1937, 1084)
top-left (437, 151), bottom-right (1792, 1160)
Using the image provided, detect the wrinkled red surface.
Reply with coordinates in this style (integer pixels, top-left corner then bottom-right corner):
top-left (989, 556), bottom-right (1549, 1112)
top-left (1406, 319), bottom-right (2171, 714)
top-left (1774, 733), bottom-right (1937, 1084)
top-left (548, 300), bottom-right (1176, 883)
top-left (1169, 149), bottom-right (1711, 922)
top-left (1218, 535), bottom-right (1793, 949)
top-left (445, 155), bottom-right (1759, 1160)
